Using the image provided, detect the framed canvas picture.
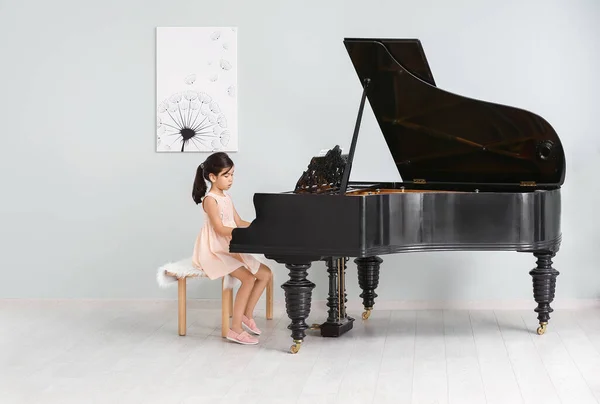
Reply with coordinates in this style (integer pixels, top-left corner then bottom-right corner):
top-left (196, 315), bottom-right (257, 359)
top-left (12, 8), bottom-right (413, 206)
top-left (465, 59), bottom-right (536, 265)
top-left (156, 27), bottom-right (237, 152)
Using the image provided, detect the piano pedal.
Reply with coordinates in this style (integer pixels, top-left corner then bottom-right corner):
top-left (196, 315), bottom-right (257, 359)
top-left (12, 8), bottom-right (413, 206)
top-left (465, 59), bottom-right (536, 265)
top-left (536, 322), bottom-right (547, 335)
top-left (309, 323), bottom-right (321, 330)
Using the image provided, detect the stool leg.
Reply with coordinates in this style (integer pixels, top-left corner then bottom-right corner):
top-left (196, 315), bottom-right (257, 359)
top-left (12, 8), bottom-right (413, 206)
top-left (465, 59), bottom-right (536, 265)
top-left (222, 278), bottom-right (231, 337)
top-left (266, 273), bottom-right (273, 320)
top-left (178, 277), bottom-right (186, 336)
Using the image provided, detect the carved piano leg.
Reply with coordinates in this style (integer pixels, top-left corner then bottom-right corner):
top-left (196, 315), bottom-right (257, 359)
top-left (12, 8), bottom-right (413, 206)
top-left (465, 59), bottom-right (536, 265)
top-left (326, 257), bottom-right (340, 324)
top-left (529, 251), bottom-right (559, 335)
top-left (311, 257), bottom-right (355, 337)
top-left (281, 263), bottom-right (315, 353)
top-left (356, 256), bottom-right (383, 320)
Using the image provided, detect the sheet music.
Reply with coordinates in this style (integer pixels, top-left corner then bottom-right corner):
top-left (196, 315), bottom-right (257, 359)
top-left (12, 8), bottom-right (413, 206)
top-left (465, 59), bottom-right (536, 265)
top-left (318, 148), bottom-right (343, 157)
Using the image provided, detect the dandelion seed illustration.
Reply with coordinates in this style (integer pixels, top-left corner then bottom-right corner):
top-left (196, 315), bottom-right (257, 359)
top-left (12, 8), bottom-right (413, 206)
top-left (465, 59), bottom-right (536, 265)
top-left (198, 92), bottom-right (212, 103)
top-left (220, 59), bottom-right (232, 70)
top-left (190, 100), bottom-right (201, 110)
top-left (227, 85), bottom-right (236, 97)
top-left (210, 31), bottom-right (220, 41)
top-left (209, 74), bottom-right (219, 82)
top-left (220, 130), bottom-right (231, 146)
top-left (158, 101), bottom-right (168, 113)
top-left (184, 90), bottom-right (197, 101)
top-left (222, 42), bottom-right (229, 50)
top-left (156, 91), bottom-right (228, 152)
top-left (184, 74), bottom-right (196, 85)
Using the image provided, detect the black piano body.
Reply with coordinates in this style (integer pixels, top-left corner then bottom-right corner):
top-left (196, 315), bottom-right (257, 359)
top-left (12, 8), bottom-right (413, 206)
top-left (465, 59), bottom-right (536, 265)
top-left (234, 188), bottom-right (561, 258)
top-left (230, 38), bottom-right (566, 354)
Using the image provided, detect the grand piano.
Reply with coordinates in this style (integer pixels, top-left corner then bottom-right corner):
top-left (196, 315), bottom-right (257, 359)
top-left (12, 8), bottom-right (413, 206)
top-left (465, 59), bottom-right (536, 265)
top-left (230, 38), bottom-right (566, 354)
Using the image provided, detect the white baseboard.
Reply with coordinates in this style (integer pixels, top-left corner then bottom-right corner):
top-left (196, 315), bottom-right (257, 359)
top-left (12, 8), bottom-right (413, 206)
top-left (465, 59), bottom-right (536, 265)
top-left (338, 298), bottom-right (600, 311)
top-left (1, 298), bottom-right (598, 310)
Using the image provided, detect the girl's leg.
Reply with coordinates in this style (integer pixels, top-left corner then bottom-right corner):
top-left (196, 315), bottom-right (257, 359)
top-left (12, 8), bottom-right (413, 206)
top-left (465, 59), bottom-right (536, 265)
top-left (244, 264), bottom-right (272, 319)
top-left (228, 267), bottom-right (256, 334)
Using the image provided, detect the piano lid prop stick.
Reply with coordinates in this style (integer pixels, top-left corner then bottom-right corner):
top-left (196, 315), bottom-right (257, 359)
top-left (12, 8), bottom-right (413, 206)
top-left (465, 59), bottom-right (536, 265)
top-left (339, 78), bottom-right (371, 194)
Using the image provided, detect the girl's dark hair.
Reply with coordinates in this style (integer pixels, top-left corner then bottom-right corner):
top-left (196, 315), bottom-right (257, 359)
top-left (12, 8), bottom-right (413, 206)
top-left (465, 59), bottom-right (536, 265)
top-left (192, 152), bottom-right (234, 204)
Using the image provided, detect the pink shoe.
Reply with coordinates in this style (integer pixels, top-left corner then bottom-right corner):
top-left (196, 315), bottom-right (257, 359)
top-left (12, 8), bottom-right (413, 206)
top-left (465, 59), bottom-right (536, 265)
top-left (242, 315), bottom-right (262, 335)
top-left (226, 329), bottom-right (258, 345)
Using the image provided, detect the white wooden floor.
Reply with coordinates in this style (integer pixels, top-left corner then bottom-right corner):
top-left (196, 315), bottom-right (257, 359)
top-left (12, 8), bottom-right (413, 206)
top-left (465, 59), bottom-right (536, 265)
top-left (1, 300), bottom-right (600, 404)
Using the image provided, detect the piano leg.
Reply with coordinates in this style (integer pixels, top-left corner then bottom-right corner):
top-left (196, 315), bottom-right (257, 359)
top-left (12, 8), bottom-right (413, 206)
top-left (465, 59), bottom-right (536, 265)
top-left (281, 262), bottom-right (315, 354)
top-left (356, 256), bottom-right (383, 320)
top-left (311, 257), bottom-right (355, 337)
top-left (530, 251), bottom-right (560, 335)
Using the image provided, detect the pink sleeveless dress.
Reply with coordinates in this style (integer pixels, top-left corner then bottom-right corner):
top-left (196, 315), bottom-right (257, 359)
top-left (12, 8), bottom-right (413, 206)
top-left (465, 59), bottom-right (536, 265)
top-left (191, 191), bottom-right (261, 283)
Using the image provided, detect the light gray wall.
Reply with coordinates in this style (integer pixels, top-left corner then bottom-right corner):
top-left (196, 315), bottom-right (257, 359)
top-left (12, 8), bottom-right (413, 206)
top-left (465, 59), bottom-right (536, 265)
top-left (1, 0), bottom-right (599, 303)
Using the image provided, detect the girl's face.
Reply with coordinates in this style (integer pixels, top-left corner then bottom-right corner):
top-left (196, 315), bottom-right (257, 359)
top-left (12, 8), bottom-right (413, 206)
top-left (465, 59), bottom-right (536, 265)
top-left (210, 166), bottom-right (234, 191)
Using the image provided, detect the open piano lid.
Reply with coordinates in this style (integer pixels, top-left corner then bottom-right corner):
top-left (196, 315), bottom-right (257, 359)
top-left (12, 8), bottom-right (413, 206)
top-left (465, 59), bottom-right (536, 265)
top-left (343, 38), bottom-right (566, 188)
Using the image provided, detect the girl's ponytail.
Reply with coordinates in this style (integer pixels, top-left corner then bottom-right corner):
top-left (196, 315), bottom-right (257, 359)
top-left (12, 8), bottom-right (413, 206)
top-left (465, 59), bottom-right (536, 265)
top-left (192, 163), bottom-right (207, 204)
top-left (191, 152), bottom-right (234, 204)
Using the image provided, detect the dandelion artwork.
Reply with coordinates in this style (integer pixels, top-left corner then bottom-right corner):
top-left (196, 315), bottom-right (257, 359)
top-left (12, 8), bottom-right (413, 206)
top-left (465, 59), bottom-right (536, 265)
top-left (156, 27), bottom-right (237, 152)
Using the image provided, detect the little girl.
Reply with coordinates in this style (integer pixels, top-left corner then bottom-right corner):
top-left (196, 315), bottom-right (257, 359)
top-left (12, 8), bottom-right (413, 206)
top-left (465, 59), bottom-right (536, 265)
top-left (191, 152), bottom-right (272, 345)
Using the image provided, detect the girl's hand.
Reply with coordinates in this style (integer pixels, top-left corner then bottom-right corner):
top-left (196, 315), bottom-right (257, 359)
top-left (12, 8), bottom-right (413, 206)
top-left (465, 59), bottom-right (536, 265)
top-left (233, 206), bottom-right (252, 228)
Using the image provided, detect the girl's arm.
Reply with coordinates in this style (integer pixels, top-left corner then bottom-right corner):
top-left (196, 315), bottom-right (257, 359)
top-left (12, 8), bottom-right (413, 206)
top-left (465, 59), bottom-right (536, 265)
top-left (233, 206), bottom-right (252, 228)
top-left (203, 197), bottom-right (235, 237)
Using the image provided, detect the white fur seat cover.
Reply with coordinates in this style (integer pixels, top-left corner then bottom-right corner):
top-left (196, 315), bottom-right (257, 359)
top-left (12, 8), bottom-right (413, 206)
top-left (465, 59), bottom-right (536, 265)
top-left (156, 255), bottom-right (272, 290)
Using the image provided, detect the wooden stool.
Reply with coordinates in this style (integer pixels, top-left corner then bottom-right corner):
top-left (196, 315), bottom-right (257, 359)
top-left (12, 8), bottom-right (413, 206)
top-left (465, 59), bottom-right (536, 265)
top-left (165, 271), bottom-right (274, 337)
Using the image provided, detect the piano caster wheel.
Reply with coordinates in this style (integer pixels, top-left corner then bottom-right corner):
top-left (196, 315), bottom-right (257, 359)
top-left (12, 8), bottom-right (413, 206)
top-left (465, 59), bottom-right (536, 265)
top-left (290, 340), bottom-right (302, 354)
top-left (362, 309), bottom-right (372, 320)
top-left (537, 323), bottom-right (547, 335)
top-left (309, 323), bottom-right (321, 330)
